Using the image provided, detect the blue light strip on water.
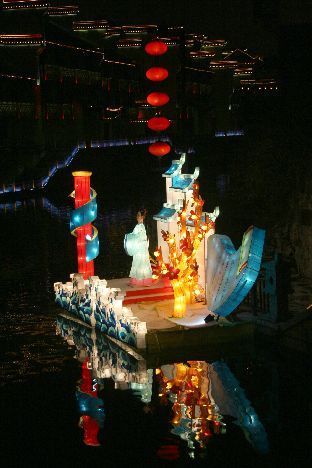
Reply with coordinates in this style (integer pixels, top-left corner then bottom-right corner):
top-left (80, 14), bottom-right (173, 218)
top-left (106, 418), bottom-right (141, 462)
top-left (215, 129), bottom-right (244, 137)
top-left (0, 136), bottom-right (172, 197)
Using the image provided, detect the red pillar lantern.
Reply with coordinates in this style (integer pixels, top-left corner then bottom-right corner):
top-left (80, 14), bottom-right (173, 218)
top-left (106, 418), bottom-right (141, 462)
top-left (72, 171), bottom-right (94, 279)
top-left (79, 358), bottom-right (100, 446)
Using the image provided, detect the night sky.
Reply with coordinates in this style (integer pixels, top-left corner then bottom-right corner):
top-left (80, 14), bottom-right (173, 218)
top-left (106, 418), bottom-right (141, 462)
top-left (75, 0), bottom-right (312, 54)
top-left (76, 0), bottom-right (312, 28)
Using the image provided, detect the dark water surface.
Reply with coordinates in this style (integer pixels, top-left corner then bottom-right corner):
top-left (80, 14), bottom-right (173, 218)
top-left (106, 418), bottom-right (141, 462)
top-left (0, 148), bottom-right (311, 467)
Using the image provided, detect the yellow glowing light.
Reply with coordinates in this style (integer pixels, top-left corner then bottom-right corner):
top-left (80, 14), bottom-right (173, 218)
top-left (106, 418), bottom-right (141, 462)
top-left (154, 251), bottom-right (160, 257)
top-left (72, 171), bottom-right (92, 177)
top-left (153, 182), bottom-right (211, 318)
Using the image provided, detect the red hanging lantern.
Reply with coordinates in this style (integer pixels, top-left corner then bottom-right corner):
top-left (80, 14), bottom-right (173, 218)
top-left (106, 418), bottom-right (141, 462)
top-left (148, 141), bottom-right (171, 157)
top-left (147, 92), bottom-right (170, 107)
top-left (147, 116), bottom-right (171, 132)
top-left (146, 67), bottom-right (169, 82)
top-left (145, 40), bottom-right (168, 56)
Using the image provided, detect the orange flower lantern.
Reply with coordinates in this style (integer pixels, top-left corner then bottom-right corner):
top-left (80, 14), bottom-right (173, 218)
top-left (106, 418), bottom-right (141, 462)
top-left (147, 92), bottom-right (170, 107)
top-left (147, 116), bottom-right (171, 132)
top-left (148, 141), bottom-right (171, 157)
top-left (146, 67), bottom-right (169, 82)
top-left (145, 40), bottom-right (168, 56)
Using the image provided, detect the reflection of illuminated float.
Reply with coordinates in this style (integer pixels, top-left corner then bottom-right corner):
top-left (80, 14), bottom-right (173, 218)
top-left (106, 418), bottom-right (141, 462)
top-left (54, 156), bottom-right (265, 355)
top-left (156, 360), bottom-right (269, 455)
top-left (56, 315), bottom-right (268, 454)
top-left (56, 315), bottom-right (153, 404)
top-left (76, 357), bottom-right (105, 446)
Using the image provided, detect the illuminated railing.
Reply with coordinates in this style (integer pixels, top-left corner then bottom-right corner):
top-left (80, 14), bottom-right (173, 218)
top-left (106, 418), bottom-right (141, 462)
top-left (0, 136), bottom-right (171, 196)
top-left (238, 79), bottom-right (278, 92)
top-left (202, 39), bottom-right (227, 47)
top-left (185, 66), bottom-right (214, 75)
top-left (210, 60), bottom-right (237, 69)
top-left (0, 72), bottom-right (35, 81)
top-left (121, 25), bottom-right (157, 33)
top-left (234, 67), bottom-right (253, 76)
top-left (190, 51), bottom-right (216, 58)
top-left (48, 6), bottom-right (79, 16)
top-left (73, 20), bottom-right (109, 31)
top-left (117, 39), bottom-right (142, 48)
top-left (46, 41), bottom-right (136, 67)
top-left (2, 1), bottom-right (48, 10)
top-left (0, 34), bottom-right (43, 46)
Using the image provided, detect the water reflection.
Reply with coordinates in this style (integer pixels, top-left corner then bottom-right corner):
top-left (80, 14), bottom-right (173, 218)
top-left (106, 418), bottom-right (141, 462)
top-left (56, 314), bottom-right (268, 458)
top-left (0, 197), bottom-right (70, 220)
top-left (156, 360), bottom-right (268, 456)
top-left (76, 356), bottom-right (105, 446)
top-left (156, 362), bottom-right (226, 459)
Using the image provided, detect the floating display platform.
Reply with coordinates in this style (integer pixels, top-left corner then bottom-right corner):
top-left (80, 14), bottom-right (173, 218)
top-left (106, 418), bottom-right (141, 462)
top-left (54, 275), bottom-right (255, 358)
top-left (54, 157), bottom-right (264, 356)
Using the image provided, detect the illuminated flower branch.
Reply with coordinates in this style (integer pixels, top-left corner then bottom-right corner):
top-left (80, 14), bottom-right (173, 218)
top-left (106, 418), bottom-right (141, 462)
top-left (152, 183), bottom-right (215, 318)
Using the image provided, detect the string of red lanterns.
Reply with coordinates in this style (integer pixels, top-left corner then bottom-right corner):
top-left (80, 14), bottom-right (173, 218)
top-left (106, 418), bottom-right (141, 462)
top-left (145, 40), bottom-right (171, 157)
top-left (147, 91), bottom-right (170, 107)
top-left (147, 116), bottom-right (171, 132)
top-left (145, 67), bottom-right (169, 82)
top-left (145, 40), bottom-right (168, 56)
top-left (148, 141), bottom-right (171, 157)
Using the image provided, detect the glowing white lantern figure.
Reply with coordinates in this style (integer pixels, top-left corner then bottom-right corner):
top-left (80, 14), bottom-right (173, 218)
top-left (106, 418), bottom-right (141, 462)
top-left (124, 209), bottom-right (152, 286)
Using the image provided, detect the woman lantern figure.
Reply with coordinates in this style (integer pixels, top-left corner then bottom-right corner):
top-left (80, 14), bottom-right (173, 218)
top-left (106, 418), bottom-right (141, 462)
top-left (124, 209), bottom-right (153, 286)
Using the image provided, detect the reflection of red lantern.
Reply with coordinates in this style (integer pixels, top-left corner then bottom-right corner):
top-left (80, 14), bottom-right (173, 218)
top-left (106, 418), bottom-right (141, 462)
top-left (146, 67), bottom-right (169, 82)
top-left (147, 116), bottom-right (171, 131)
top-left (147, 92), bottom-right (170, 107)
top-left (145, 40), bottom-right (168, 56)
top-left (148, 141), bottom-right (171, 157)
top-left (157, 444), bottom-right (180, 461)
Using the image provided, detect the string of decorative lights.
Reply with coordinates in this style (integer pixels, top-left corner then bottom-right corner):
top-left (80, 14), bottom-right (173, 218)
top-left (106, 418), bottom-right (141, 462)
top-left (48, 6), bottom-right (79, 16)
top-left (0, 34), bottom-right (43, 45)
top-left (46, 41), bottom-right (136, 67)
top-left (2, 1), bottom-right (49, 10)
top-left (0, 72), bottom-right (35, 81)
